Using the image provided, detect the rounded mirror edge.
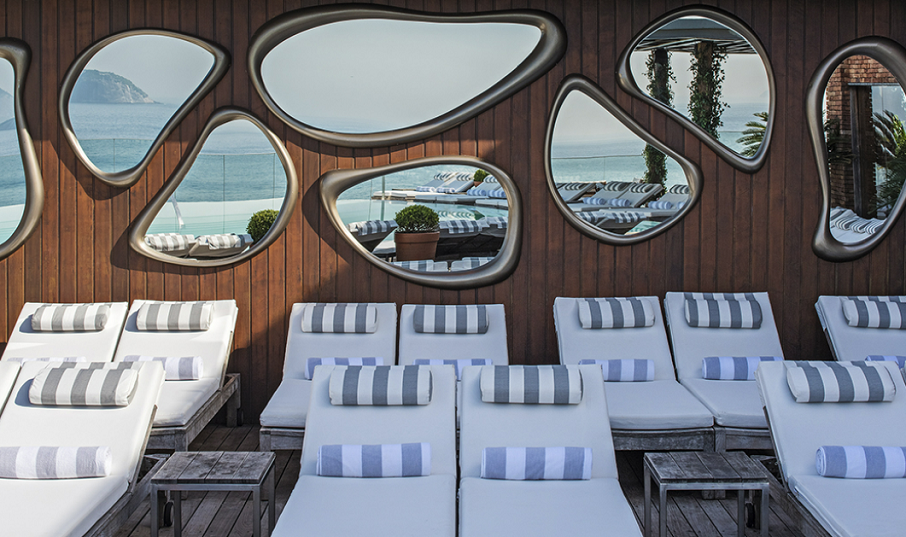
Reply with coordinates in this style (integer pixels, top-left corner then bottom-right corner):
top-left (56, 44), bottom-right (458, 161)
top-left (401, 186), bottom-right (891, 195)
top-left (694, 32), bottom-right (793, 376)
top-left (808, 37), bottom-right (906, 262)
top-left (616, 5), bottom-right (776, 174)
top-left (545, 74), bottom-right (702, 246)
top-left (248, 4), bottom-right (566, 149)
top-left (128, 106), bottom-right (299, 268)
top-left (0, 38), bottom-right (43, 262)
top-left (319, 155), bottom-right (522, 290)
top-left (59, 28), bottom-right (231, 189)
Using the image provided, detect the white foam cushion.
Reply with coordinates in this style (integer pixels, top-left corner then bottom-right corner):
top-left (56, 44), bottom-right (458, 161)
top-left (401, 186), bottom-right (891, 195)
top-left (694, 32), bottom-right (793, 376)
top-left (259, 379), bottom-right (312, 428)
top-left (817, 296), bottom-right (906, 361)
top-left (790, 474), bottom-right (906, 537)
top-left (397, 304), bottom-right (508, 366)
top-left (152, 378), bottom-right (220, 427)
top-left (603, 380), bottom-right (713, 430)
top-left (680, 378), bottom-right (767, 428)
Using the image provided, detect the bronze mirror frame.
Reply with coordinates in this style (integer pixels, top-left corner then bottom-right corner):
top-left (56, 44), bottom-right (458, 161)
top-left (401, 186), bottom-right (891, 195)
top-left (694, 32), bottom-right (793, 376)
top-left (248, 4), bottom-right (566, 148)
top-left (320, 156), bottom-right (522, 289)
top-left (129, 107), bottom-right (299, 267)
top-left (59, 29), bottom-right (230, 188)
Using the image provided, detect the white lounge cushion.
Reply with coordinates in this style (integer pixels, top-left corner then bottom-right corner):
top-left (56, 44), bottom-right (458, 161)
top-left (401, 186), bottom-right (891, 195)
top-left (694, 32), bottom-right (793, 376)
top-left (152, 378), bottom-right (220, 427)
top-left (816, 296), bottom-right (906, 361)
top-left (680, 378), bottom-right (767, 429)
top-left (604, 380), bottom-right (714, 430)
top-left (5, 357), bottom-right (86, 364)
top-left (790, 474), bottom-right (906, 537)
top-left (259, 379), bottom-right (312, 428)
top-left (305, 357), bottom-right (383, 381)
top-left (397, 304), bottom-right (507, 366)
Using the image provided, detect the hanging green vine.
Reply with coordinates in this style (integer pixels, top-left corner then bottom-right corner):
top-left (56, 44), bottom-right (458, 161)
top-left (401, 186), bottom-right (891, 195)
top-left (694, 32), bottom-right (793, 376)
top-left (688, 41), bottom-right (728, 139)
top-left (643, 48), bottom-right (675, 185)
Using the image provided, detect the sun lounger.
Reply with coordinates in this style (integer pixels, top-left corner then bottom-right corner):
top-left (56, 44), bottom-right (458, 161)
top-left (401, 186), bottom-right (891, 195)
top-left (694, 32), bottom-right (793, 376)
top-left (419, 177), bottom-right (503, 205)
top-left (450, 256), bottom-right (495, 270)
top-left (259, 303), bottom-right (398, 451)
top-left (664, 291), bottom-right (784, 450)
top-left (556, 181), bottom-right (596, 203)
top-left (554, 297), bottom-right (713, 450)
top-left (187, 233), bottom-right (254, 258)
top-left (388, 171), bottom-right (474, 200)
top-left (112, 299), bottom-right (239, 450)
top-left (458, 364), bottom-right (642, 536)
top-left (390, 260), bottom-right (449, 272)
top-left (144, 233), bottom-right (197, 257)
top-left (569, 181), bottom-right (664, 212)
top-left (272, 364), bottom-right (457, 536)
top-left (346, 219), bottom-right (398, 252)
top-left (815, 295), bottom-right (906, 362)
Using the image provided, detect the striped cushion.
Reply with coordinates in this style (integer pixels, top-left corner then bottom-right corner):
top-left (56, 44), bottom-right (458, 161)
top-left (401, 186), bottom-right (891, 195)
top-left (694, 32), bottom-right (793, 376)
top-left (785, 361), bottom-right (896, 403)
top-left (627, 183), bottom-right (656, 193)
top-left (29, 365), bottom-right (139, 406)
top-left (136, 301), bottom-right (213, 331)
top-left (668, 184), bottom-right (691, 194)
top-left (412, 359), bottom-right (494, 380)
top-left (582, 197), bottom-right (614, 206)
top-left (455, 257), bottom-right (494, 269)
top-left (0, 446), bottom-right (111, 479)
top-left (702, 356), bottom-right (782, 380)
top-left (866, 355), bottom-right (906, 369)
top-left (488, 189), bottom-right (507, 199)
top-left (198, 233), bottom-right (254, 249)
top-left (481, 447), bottom-right (592, 480)
top-left (31, 303), bottom-right (111, 332)
top-left (391, 260), bottom-right (441, 272)
top-left (480, 365), bottom-right (583, 404)
top-left (305, 357), bottom-right (383, 381)
top-left (413, 305), bottom-right (489, 334)
top-left (841, 298), bottom-right (906, 329)
top-left (478, 216), bottom-right (508, 230)
top-left (6, 357), bottom-right (87, 364)
top-left (600, 182), bottom-right (629, 192)
top-left (439, 219), bottom-right (482, 235)
top-left (122, 355), bottom-right (203, 381)
top-left (598, 211), bottom-right (644, 224)
top-left (301, 303), bottom-right (377, 333)
top-left (144, 233), bottom-right (195, 253)
top-left (317, 443), bottom-right (431, 478)
top-left (648, 200), bottom-right (674, 209)
top-left (577, 297), bottom-right (655, 329)
top-left (817, 446), bottom-right (906, 478)
top-left (684, 296), bottom-right (763, 329)
top-left (328, 365), bottom-right (433, 406)
top-left (352, 220), bottom-right (397, 237)
top-left (578, 359), bottom-right (654, 382)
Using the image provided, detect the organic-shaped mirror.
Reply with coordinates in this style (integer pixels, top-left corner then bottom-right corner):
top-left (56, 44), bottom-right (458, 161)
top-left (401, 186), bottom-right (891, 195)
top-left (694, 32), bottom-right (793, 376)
top-left (809, 38), bottom-right (906, 261)
top-left (130, 107), bottom-right (298, 267)
top-left (545, 75), bottom-right (701, 244)
top-left (60, 30), bottom-right (230, 187)
top-left (0, 39), bottom-right (42, 261)
top-left (321, 156), bottom-right (521, 289)
top-left (617, 7), bottom-right (775, 173)
top-left (249, 5), bottom-right (565, 147)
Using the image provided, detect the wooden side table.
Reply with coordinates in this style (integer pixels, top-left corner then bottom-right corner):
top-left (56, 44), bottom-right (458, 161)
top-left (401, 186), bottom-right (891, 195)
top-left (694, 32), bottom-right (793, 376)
top-left (150, 451), bottom-right (277, 537)
top-left (643, 451), bottom-right (769, 537)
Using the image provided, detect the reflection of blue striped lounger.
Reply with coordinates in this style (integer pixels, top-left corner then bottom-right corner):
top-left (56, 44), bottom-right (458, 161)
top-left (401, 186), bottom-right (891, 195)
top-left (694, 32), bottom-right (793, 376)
top-left (144, 233), bottom-right (196, 257)
top-left (439, 219), bottom-right (483, 239)
top-left (391, 260), bottom-right (448, 272)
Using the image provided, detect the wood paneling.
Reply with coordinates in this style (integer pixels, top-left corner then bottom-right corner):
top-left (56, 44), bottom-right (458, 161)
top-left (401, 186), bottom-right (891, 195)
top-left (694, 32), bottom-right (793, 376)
top-left (2, 0), bottom-right (904, 416)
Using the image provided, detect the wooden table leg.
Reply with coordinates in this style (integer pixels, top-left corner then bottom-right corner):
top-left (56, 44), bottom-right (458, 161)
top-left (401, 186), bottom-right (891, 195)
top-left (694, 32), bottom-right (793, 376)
top-left (150, 484), bottom-right (159, 537)
top-left (253, 485), bottom-right (262, 537)
top-left (659, 485), bottom-right (667, 537)
top-left (267, 465), bottom-right (276, 534)
top-left (737, 490), bottom-right (745, 537)
top-left (760, 485), bottom-right (770, 537)
top-left (173, 491), bottom-right (182, 537)
top-left (644, 464), bottom-right (651, 537)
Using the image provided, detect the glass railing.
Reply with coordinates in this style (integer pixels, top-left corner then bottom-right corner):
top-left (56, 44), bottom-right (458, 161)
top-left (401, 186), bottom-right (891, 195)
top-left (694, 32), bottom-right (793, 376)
top-left (550, 154), bottom-right (687, 189)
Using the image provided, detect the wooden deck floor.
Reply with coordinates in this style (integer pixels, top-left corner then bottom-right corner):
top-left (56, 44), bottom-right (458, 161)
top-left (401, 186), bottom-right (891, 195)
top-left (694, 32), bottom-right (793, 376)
top-left (117, 424), bottom-right (805, 536)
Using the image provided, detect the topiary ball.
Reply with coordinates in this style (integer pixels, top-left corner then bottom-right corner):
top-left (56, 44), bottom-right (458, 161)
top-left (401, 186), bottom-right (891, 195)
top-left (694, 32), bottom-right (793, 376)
top-left (247, 209), bottom-right (280, 242)
top-left (394, 204), bottom-right (439, 233)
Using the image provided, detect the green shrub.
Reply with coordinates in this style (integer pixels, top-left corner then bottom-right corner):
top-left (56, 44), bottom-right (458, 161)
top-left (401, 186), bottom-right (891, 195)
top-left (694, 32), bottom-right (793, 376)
top-left (394, 204), bottom-right (439, 233)
top-left (473, 169), bottom-right (489, 183)
top-left (247, 209), bottom-right (279, 242)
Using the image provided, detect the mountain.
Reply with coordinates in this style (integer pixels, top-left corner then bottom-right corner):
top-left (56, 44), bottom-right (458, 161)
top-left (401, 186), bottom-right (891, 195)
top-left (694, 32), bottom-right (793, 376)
top-left (70, 69), bottom-right (157, 104)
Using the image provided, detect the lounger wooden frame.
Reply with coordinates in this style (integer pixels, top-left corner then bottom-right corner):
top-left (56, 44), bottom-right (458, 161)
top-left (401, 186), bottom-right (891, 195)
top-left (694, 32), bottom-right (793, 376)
top-left (612, 428), bottom-right (713, 451)
top-left (258, 425), bottom-right (303, 452)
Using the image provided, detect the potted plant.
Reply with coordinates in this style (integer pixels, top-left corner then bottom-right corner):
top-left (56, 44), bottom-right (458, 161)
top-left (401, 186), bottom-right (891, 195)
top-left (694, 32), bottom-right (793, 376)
top-left (473, 168), bottom-right (489, 187)
top-left (394, 204), bottom-right (440, 261)
top-left (247, 209), bottom-right (279, 243)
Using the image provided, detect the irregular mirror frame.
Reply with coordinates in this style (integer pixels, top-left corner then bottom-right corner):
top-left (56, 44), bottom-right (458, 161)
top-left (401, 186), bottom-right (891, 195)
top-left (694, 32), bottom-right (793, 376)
top-left (545, 75), bottom-right (701, 245)
top-left (59, 29), bottom-right (230, 188)
top-left (809, 37), bottom-right (906, 262)
top-left (321, 156), bottom-right (522, 289)
top-left (617, 6), bottom-right (775, 173)
top-left (130, 107), bottom-right (299, 267)
top-left (248, 4), bottom-right (566, 148)
top-left (0, 39), bottom-right (42, 261)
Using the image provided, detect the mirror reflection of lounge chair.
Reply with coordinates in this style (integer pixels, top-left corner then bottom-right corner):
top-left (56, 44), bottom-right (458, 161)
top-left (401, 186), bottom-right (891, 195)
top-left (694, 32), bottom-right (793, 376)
top-left (144, 233), bottom-right (197, 258)
top-left (419, 177), bottom-right (502, 205)
top-left (346, 219), bottom-right (398, 252)
top-left (569, 181), bottom-right (663, 212)
top-left (576, 209), bottom-right (646, 232)
top-left (385, 171), bottom-right (475, 200)
top-left (187, 233), bottom-right (255, 258)
top-left (391, 260), bottom-right (449, 272)
top-left (450, 257), bottom-right (495, 270)
top-left (557, 181), bottom-right (596, 203)
top-left (372, 171), bottom-right (455, 199)
top-left (828, 207), bottom-right (884, 244)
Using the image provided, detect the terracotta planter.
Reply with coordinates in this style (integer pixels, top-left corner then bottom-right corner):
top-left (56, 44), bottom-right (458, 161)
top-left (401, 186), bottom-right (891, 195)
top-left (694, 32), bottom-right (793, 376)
top-left (394, 231), bottom-right (440, 262)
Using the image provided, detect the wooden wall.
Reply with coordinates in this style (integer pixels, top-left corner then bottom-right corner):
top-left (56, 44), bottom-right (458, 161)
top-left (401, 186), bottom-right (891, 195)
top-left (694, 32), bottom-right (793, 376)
top-left (1, 0), bottom-right (904, 417)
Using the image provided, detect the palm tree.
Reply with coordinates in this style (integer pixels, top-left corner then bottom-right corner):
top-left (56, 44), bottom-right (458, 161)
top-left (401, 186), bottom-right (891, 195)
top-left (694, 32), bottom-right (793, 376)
top-left (736, 111), bottom-right (768, 157)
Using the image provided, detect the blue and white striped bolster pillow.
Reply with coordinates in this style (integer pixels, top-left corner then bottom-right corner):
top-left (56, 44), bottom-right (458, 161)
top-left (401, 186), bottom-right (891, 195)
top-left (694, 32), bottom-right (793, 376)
top-left (413, 304), bottom-right (489, 334)
top-left (481, 447), bottom-right (592, 480)
top-left (328, 365), bottom-right (433, 405)
top-left (627, 183), bottom-right (655, 193)
top-left (122, 355), bottom-right (203, 381)
top-left (466, 187), bottom-right (485, 196)
top-left (817, 446), bottom-right (906, 478)
top-left (0, 446), bottom-right (111, 479)
top-left (136, 301), bottom-right (213, 331)
top-left (608, 198), bottom-right (632, 207)
top-left (29, 365), bottom-right (139, 406)
top-left (866, 355), bottom-right (906, 369)
top-left (577, 297), bottom-right (655, 329)
top-left (317, 443), bottom-right (431, 478)
top-left (480, 365), bottom-right (583, 404)
top-left (578, 359), bottom-right (654, 382)
top-left (648, 200), bottom-right (674, 209)
top-left (357, 220), bottom-right (396, 236)
top-left (582, 197), bottom-right (610, 205)
top-left (784, 361), bottom-right (896, 403)
top-left (677, 201), bottom-right (687, 209)
top-left (841, 298), bottom-right (906, 329)
top-left (31, 303), bottom-right (111, 332)
top-left (437, 186), bottom-right (458, 193)
top-left (412, 358), bottom-right (494, 380)
top-left (145, 233), bottom-right (194, 252)
top-left (668, 184), bottom-right (691, 194)
top-left (701, 356), bottom-right (781, 380)
top-left (684, 296), bottom-right (762, 329)
top-left (488, 189), bottom-right (507, 198)
top-left (415, 186), bottom-right (434, 192)
top-left (600, 182), bottom-right (628, 191)
top-left (305, 357), bottom-right (383, 380)
top-left (301, 303), bottom-right (377, 333)
top-left (6, 356), bottom-right (87, 364)
top-left (392, 260), bottom-right (435, 272)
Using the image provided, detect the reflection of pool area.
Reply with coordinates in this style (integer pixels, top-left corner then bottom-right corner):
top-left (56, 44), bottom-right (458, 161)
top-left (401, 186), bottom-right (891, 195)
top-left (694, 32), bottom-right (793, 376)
top-left (337, 198), bottom-right (507, 232)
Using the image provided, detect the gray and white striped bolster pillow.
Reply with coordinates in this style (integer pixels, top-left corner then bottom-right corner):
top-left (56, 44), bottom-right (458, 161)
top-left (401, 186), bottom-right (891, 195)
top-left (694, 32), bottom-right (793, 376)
top-left (305, 357), bottom-right (383, 380)
top-left (122, 355), bottom-right (203, 381)
top-left (412, 358), bottom-right (494, 380)
top-left (866, 355), bottom-right (906, 369)
top-left (136, 301), bottom-right (213, 331)
top-left (648, 200), bottom-right (674, 209)
top-left (145, 233), bottom-right (194, 252)
top-left (841, 298), bottom-right (906, 329)
top-left (628, 183), bottom-right (656, 193)
top-left (203, 233), bottom-right (254, 249)
top-left (481, 447), bottom-right (592, 480)
top-left (684, 297), bottom-right (763, 329)
top-left (0, 446), bottom-right (111, 479)
top-left (317, 443), bottom-right (431, 478)
top-left (301, 303), bottom-right (377, 333)
top-left (413, 304), bottom-right (489, 334)
top-left (817, 446), bottom-right (906, 478)
top-left (480, 365), bottom-right (583, 404)
top-left (29, 366), bottom-right (139, 406)
top-left (578, 359), bottom-right (654, 382)
top-left (6, 356), bottom-right (87, 364)
top-left (357, 220), bottom-right (396, 236)
top-left (702, 356), bottom-right (781, 380)
top-left (668, 184), bottom-right (691, 194)
top-left (328, 365), bottom-right (433, 406)
top-left (785, 361), bottom-right (896, 403)
top-left (392, 260), bottom-right (435, 272)
top-left (577, 297), bottom-right (655, 329)
top-left (31, 303), bottom-right (111, 332)
top-left (600, 181), bottom-right (628, 192)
